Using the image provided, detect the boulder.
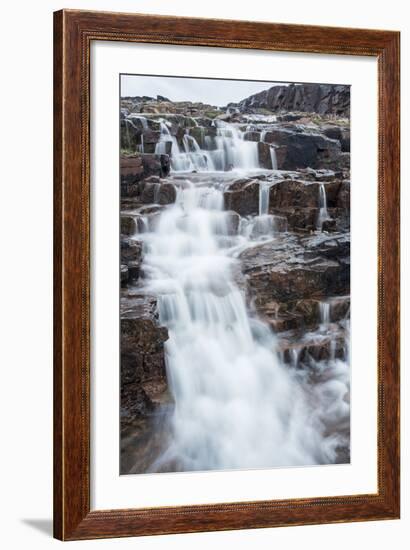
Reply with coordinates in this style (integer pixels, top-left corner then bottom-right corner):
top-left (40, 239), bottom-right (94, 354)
top-left (260, 128), bottom-right (342, 170)
top-left (224, 178), bottom-right (260, 216)
top-left (269, 180), bottom-right (336, 208)
top-left (322, 125), bottom-right (350, 152)
top-left (140, 181), bottom-right (177, 205)
top-left (257, 142), bottom-right (275, 169)
top-left (157, 183), bottom-right (177, 205)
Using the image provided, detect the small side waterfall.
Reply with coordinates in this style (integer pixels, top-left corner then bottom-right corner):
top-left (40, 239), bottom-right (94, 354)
top-left (259, 182), bottom-right (271, 216)
top-left (317, 184), bottom-right (329, 230)
top-left (270, 146), bottom-right (278, 170)
top-left (138, 134), bottom-right (144, 154)
top-left (319, 301), bottom-right (330, 328)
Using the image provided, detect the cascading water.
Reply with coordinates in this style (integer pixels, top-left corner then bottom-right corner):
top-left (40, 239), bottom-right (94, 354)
top-left (138, 134), bottom-right (144, 154)
top-left (157, 119), bottom-right (262, 173)
top-left (270, 145), bottom-right (278, 170)
top-left (259, 182), bottom-right (271, 216)
top-left (317, 183), bottom-right (329, 230)
top-left (319, 301), bottom-right (330, 327)
top-left (137, 176), bottom-right (349, 472)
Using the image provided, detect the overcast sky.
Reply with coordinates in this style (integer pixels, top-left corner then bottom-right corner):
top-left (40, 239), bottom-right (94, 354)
top-left (120, 74), bottom-right (289, 107)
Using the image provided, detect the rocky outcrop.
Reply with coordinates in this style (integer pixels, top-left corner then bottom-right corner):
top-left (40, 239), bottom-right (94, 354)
top-left (231, 83), bottom-right (350, 117)
top-left (224, 178), bottom-right (260, 216)
top-left (120, 293), bottom-right (169, 435)
top-left (262, 128), bottom-right (343, 170)
top-left (222, 171), bottom-right (350, 232)
top-left (120, 238), bottom-right (143, 286)
top-left (120, 154), bottom-right (170, 193)
top-left (241, 232), bottom-right (349, 305)
top-left (322, 125), bottom-right (350, 152)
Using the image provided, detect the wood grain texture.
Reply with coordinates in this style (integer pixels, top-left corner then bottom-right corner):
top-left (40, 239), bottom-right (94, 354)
top-left (53, 9), bottom-right (400, 541)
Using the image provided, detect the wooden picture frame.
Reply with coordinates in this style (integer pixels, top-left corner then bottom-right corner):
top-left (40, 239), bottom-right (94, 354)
top-left (54, 9), bottom-right (400, 540)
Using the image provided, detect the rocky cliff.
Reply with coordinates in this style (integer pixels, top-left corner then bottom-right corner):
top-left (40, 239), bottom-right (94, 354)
top-left (228, 83), bottom-right (350, 117)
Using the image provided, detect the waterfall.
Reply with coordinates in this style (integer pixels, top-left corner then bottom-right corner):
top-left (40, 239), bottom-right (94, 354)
top-left (162, 120), bottom-right (261, 173)
top-left (270, 146), bottom-right (278, 170)
top-left (260, 130), bottom-right (277, 170)
top-left (259, 182), bottom-right (271, 216)
top-left (138, 134), bottom-right (144, 154)
top-left (152, 119), bottom-right (281, 173)
top-left (317, 184), bottom-right (329, 231)
top-left (137, 177), bottom-right (348, 473)
top-left (212, 120), bottom-right (259, 171)
top-left (319, 301), bottom-right (330, 328)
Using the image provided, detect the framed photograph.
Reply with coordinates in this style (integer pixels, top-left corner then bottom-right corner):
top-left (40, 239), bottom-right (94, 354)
top-left (54, 9), bottom-right (400, 540)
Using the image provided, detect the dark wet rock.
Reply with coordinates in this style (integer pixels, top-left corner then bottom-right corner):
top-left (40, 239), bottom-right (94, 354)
top-left (224, 178), bottom-right (260, 216)
top-left (241, 233), bottom-right (350, 306)
top-left (139, 130), bottom-right (161, 154)
top-left (121, 293), bottom-right (169, 434)
top-left (277, 113), bottom-right (304, 122)
top-left (257, 142), bottom-right (275, 169)
top-left (269, 179), bottom-right (341, 208)
top-left (277, 328), bottom-right (347, 366)
top-left (121, 215), bottom-right (137, 236)
top-left (329, 296), bottom-right (350, 322)
top-left (121, 238), bottom-right (142, 263)
top-left (264, 178), bottom-right (346, 232)
top-left (144, 175), bottom-right (161, 184)
top-left (322, 125), bottom-right (350, 152)
top-left (271, 207), bottom-right (320, 232)
top-left (121, 119), bottom-right (138, 150)
top-left (157, 183), bottom-right (177, 205)
top-left (322, 218), bottom-right (337, 232)
top-left (140, 181), bottom-right (177, 205)
top-left (120, 239), bottom-right (143, 285)
top-left (139, 181), bottom-right (156, 203)
top-left (121, 264), bottom-right (129, 286)
top-left (120, 154), bottom-right (171, 189)
top-left (261, 128), bottom-right (342, 170)
top-left (128, 261), bottom-right (140, 281)
top-left (121, 180), bottom-right (140, 199)
top-left (232, 83), bottom-right (350, 117)
top-left (298, 167), bottom-right (343, 181)
top-left (258, 295), bottom-right (350, 333)
top-left (274, 145), bottom-right (288, 168)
